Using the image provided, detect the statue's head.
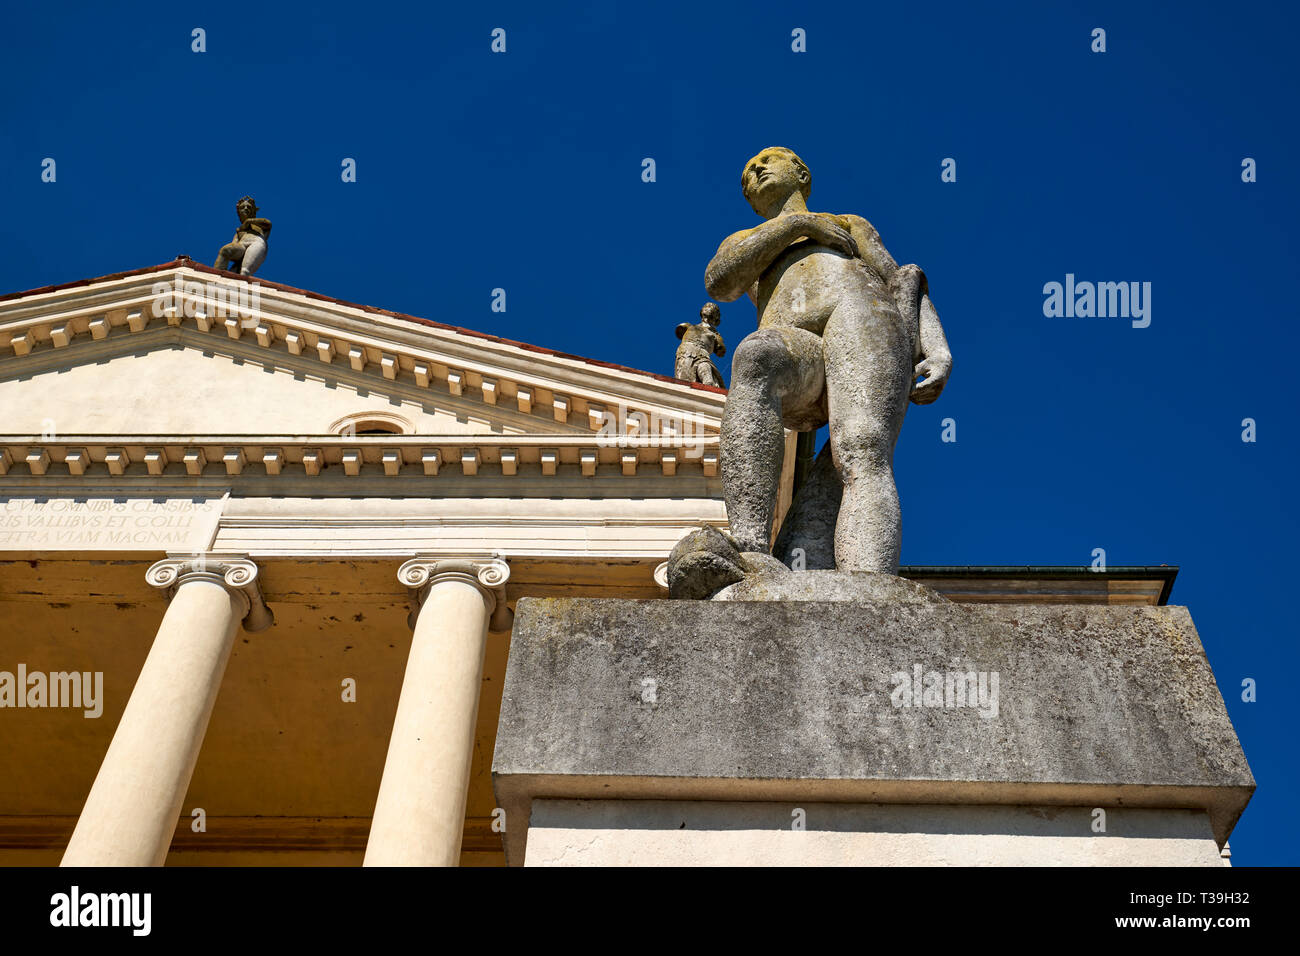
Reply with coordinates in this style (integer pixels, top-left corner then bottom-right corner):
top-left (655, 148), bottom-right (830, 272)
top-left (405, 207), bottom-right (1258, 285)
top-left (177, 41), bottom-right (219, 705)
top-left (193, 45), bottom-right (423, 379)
top-left (236, 196), bottom-right (258, 220)
top-left (700, 302), bottom-right (721, 328)
top-left (741, 147), bottom-right (811, 217)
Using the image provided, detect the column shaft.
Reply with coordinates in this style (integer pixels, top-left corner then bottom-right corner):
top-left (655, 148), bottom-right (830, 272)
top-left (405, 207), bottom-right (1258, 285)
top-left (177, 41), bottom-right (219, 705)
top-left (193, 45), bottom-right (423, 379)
top-left (364, 576), bottom-right (493, 866)
top-left (62, 575), bottom-right (244, 866)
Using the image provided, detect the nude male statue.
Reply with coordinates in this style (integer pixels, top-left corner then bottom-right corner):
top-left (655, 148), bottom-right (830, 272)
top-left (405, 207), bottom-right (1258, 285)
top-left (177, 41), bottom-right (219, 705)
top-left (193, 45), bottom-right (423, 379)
top-left (214, 196), bottom-right (271, 276)
top-left (687, 147), bottom-right (952, 583)
top-left (675, 302), bottom-right (727, 387)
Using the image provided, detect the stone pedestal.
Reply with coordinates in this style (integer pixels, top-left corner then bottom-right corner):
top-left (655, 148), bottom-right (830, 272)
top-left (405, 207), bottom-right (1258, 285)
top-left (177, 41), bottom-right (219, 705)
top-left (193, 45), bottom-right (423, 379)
top-left (492, 587), bottom-right (1254, 866)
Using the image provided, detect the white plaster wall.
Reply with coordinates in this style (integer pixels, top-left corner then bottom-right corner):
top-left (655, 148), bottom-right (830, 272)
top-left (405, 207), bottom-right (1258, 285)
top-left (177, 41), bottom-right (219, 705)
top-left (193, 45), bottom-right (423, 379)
top-left (212, 495), bottom-right (728, 556)
top-left (524, 800), bottom-right (1225, 867)
top-left (0, 346), bottom-right (521, 436)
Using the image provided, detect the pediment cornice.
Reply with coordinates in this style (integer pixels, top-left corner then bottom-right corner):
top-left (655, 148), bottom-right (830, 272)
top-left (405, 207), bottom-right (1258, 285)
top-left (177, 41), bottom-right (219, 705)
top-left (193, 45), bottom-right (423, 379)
top-left (0, 262), bottom-right (725, 438)
top-left (0, 433), bottom-right (718, 485)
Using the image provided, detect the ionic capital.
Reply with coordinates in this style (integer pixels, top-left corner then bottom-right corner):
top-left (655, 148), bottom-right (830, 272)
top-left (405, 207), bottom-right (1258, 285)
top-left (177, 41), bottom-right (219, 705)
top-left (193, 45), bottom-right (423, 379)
top-left (397, 554), bottom-right (512, 631)
top-left (145, 553), bottom-right (274, 632)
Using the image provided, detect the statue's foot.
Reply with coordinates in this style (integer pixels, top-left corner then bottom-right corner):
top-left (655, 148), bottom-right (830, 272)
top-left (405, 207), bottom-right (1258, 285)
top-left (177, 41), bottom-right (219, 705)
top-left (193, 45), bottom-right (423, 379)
top-left (667, 525), bottom-right (744, 599)
top-left (667, 525), bottom-right (791, 600)
top-left (738, 551), bottom-right (791, 577)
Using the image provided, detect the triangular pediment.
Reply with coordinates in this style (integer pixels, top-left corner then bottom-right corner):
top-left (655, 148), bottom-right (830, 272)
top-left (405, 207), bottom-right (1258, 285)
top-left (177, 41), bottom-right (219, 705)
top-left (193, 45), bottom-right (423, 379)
top-left (0, 332), bottom-right (576, 438)
top-left (0, 262), bottom-right (724, 441)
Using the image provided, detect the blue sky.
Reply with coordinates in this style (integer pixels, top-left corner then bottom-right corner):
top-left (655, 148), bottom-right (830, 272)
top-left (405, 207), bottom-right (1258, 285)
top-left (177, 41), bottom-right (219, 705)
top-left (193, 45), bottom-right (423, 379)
top-left (3, 1), bottom-right (1296, 864)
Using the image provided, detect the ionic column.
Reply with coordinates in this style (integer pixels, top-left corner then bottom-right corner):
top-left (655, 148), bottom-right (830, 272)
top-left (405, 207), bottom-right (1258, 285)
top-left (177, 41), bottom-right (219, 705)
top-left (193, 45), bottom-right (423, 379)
top-left (61, 554), bottom-right (273, 867)
top-left (364, 555), bottom-right (511, 867)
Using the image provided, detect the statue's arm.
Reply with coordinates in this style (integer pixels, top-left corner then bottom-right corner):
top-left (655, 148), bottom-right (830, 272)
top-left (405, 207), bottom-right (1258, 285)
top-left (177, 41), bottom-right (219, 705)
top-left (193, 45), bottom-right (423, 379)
top-left (918, 295), bottom-right (951, 363)
top-left (911, 289), bottom-right (953, 405)
top-left (843, 215), bottom-right (898, 282)
top-left (704, 219), bottom-right (812, 302)
top-left (844, 215), bottom-right (952, 401)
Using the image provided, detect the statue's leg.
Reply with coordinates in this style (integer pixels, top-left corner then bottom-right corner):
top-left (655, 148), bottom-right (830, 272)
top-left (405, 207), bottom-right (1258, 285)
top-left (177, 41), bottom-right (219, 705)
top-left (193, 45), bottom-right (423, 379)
top-left (822, 295), bottom-right (913, 573)
top-left (772, 441), bottom-right (840, 570)
top-left (214, 243), bottom-right (243, 271)
top-left (721, 327), bottom-right (824, 554)
top-left (698, 359), bottom-right (725, 388)
top-left (238, 237), bottom-right (267, 276)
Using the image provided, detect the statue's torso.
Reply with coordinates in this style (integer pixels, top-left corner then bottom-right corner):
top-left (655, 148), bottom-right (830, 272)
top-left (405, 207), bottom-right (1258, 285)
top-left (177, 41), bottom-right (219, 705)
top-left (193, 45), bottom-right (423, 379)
top-left (679, 327), bottom-right (721, 354)
top-left (755, 214), bottom-right (890, 335)
top-left (234, 219), bottom-right (271, 243)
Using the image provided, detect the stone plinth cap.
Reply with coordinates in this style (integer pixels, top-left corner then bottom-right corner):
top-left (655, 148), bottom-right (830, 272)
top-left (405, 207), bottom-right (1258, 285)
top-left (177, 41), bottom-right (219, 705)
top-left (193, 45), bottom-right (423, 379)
top-left (492, 596), bottom-right (1253, 864)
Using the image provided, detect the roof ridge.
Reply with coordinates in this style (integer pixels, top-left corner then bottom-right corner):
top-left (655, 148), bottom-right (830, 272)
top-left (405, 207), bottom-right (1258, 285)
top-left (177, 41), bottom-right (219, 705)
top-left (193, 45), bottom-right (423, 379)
top-left (0, 258), bottom-right (729, 397)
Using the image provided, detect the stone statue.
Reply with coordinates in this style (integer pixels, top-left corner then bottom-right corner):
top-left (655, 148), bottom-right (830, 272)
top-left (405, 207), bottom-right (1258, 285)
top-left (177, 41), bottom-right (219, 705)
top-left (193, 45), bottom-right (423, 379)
top-left (214, 196), bottom-right (271, 276)
top-left (669, 147), bottom-right (952, 598)
top-left (675, 303), bottom-right (727, 387)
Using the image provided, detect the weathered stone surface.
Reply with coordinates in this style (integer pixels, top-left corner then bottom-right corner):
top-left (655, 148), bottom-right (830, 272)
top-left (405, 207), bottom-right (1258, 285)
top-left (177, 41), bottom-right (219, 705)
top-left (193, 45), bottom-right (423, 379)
top-left (772, 441), bottom-right (840, 570)
top-left (714, 569), bottom-right (947, 603)
top-left (493, 597), bottom-right (1254, 864)
top-left (665, 525), bottom-right (744, 599)
top-left (666, 524), bottom-right (789, 599)
top-left (698, 146), bottom-right (953, 576)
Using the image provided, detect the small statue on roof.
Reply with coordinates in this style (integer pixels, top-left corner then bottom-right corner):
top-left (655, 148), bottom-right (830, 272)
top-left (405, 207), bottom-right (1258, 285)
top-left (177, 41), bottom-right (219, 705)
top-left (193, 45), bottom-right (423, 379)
top-left (675, 302), bottom-right (727, 387)
top-left (214, 196), bottom-right (271, 276)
